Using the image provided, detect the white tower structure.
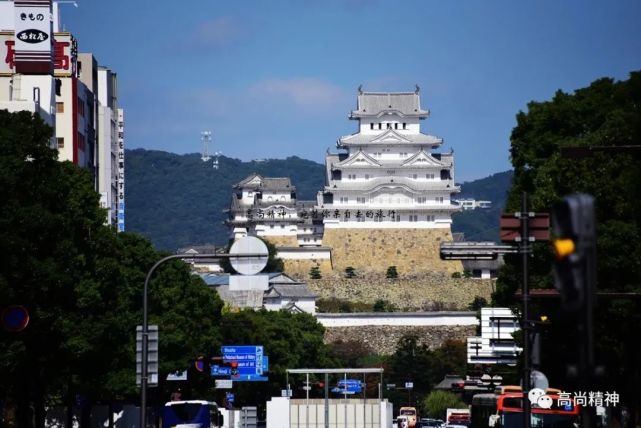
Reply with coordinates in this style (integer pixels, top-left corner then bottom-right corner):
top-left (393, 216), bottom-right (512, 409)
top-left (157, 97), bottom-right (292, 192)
top-left (318, 87), bottom-right (462, 274)
top-left (319, 87), bottom-right (460, 229)
top-left (201, 131), bottom-right (211, 162)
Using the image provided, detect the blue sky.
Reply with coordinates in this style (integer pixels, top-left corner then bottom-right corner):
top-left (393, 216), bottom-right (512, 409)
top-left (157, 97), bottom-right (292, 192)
top-left (63, 0), bottom-right (641, 182)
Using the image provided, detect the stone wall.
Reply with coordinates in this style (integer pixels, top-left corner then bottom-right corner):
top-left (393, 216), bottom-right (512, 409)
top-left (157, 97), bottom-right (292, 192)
top-left (282, 259), bottom-right (334, 278)
top-left (322, 228), bottom-right (462, 274)
top-left (324, 325), bottom-right (477, 355)
top-left (261, 235), bottom-right (299, 247)
top-left (306, 273), bottom-right (494, 311)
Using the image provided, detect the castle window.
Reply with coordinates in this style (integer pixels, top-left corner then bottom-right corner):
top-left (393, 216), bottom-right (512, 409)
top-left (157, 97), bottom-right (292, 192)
top-left (394, 123), bottom-right (398, 130)
top-left (413, 174), bottom-right (418, 179)
top-left (436, 196), bottom-right (444, 204)
top-left (357, 197), bottom-right (366, 204)
top-left (386, 123), bottom-right (391, 129)
top-left (378, 123), bottom-right (382, 130)
top-left (403, 123), bottom-right (407, 129)
top-left (417, 197), bottom-right (426, 204)
top-left (427, 215), bottom-right (435, 221)
top-left (370, 123), bottom-right (374, 130)
top-left (365, 174), bottom-right (369, 179)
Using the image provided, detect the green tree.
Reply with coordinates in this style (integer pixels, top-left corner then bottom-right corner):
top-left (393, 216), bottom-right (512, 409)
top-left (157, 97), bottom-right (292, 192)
top-left (467, 296), bottom-right (488, 311)
top-left (421, 390), bottom-right (466, 420)
top-left (493, 72), bottom-right (641, 419)
top-left (309, 266), bottom-right (322, 279)
top-left (0, 111), bottom-right (225, 426)
top-left (386, 266), bottom-right (398, 279)
top-left (344, 266), bottom-right (356, 278)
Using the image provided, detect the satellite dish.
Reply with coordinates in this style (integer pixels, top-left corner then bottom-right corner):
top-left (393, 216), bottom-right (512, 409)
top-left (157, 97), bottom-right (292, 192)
top-left (229, 237), bottom-right (269, 275)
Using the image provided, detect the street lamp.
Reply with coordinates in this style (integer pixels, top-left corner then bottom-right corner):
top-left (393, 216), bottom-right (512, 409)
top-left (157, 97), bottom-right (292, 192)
top-left (139, 252), bottom-right (266, 428)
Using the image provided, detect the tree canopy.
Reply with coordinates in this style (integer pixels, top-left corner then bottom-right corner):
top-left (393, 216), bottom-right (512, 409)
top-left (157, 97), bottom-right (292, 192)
top-left (493, 71), bottom-right (641, 420)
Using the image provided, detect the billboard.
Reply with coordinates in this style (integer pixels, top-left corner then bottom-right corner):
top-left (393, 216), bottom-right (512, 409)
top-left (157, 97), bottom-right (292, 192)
top-left (14, 0), bottom-right (53, 74)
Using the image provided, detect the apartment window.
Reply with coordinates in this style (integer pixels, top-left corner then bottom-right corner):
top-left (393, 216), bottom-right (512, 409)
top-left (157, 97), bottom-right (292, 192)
top-left (77, 98), bottom-right (84, 117)
top-left (56, 102), bottom-right (64, 113)
top-left (56, 137), bottom-right (64, 148)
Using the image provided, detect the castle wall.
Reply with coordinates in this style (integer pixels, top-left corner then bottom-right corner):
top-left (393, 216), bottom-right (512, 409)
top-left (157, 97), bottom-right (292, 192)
top-left (306, 274), bottom-right (493, 311)
top-left (324, 325), bottom-right (477, 355)
top-left (321, 228), bottom-right (462, 274)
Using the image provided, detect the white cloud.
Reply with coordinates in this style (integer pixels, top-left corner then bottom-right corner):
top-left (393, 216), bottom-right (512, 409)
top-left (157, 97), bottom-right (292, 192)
top-left (247, 78), bottom-right (349, 112)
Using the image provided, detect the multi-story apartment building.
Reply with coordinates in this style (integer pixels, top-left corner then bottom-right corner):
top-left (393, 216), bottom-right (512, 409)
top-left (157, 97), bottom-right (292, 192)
top-left (0, 0), bottom-right (125, 230)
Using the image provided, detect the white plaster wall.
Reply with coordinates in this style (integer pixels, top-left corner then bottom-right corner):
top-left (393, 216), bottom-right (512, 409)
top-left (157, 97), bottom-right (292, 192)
top-left (276, 249), bottom-right (331, 260)
top-left (316, 312), bottom-right (478, 327)
top-left (266, 397), bottom-right (290, 428)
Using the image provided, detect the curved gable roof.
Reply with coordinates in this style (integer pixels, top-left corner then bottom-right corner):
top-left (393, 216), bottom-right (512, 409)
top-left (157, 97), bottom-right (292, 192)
top-left (334, 149), bottom-right (381, 167)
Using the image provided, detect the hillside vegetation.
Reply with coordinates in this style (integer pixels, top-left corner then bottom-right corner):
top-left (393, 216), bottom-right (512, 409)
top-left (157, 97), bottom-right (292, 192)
top-left (125, 149), bottom-right (512, 250)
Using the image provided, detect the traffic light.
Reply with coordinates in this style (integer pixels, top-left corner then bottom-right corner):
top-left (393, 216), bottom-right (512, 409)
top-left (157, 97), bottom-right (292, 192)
top-left (551, 193), bottom-right (596, 312)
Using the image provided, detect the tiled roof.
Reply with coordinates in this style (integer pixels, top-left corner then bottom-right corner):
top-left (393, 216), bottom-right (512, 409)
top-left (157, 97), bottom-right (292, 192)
top-left (351, 91), bottom-right (429, 118)
top-left (264, 284), bottom-right (317, 299)
top-left (338, 131), bottom-right (442, 147)
top-left (234, 174), bottom-right (295, 191)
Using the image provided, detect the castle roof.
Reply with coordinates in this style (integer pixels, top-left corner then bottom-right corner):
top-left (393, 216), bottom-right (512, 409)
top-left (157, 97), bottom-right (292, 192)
top-left (350, 90), bottom-right (429, 119)
top-left (234, 174), bottom-right (295, 192)
top-left (338, 129), bottom-right (442, 147)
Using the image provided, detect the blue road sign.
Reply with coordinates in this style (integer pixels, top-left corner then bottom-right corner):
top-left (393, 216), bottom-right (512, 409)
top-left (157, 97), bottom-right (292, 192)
top-left (221, 345), bottom-right (265, 376)
top-left (234, 374), bottom-right (268, 382)
top-left (226, 392), bottom-right (235, 402)
top-left (211, 366), bottom-right (232, 376)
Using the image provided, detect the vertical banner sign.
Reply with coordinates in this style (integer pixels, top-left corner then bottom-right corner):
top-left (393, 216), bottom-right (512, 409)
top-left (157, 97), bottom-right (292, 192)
top-left (117, 109), bottom-right (125, 232)
top-left (14, 0), bottom-right (53, 74)
top-left (1, 31), bottom-right (16, 75)
top-left (53, 32), bottom-right (77, 77)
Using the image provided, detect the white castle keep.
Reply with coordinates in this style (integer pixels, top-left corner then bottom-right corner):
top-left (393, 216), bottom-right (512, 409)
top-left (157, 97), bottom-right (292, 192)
top-left (318, 87), bottom-right (461, 230)
top-left (227, 87), bottom-right (462, 275)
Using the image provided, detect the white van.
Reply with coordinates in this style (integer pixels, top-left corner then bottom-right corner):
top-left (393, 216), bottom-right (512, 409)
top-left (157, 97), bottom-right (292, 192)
top-left (397, 415), bottom-right (409, 428)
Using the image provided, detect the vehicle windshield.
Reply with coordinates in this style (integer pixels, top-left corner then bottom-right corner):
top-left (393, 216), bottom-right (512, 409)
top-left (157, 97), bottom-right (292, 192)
top-left (401, 409), bottom-right (416, 415)
top-left (501, 412), bottom-right (578, 428)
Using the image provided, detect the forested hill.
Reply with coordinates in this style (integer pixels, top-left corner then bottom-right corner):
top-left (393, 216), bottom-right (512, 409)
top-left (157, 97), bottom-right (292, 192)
top-left (125, 149), bottom-right (326, 250)
top-left (125, 148), bottom-right (513, 250)
top-left (451, 170), bottom-right (513, 241)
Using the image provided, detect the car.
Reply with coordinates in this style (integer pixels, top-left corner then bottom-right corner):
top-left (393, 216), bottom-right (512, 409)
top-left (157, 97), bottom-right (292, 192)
top-left (420, 418), bottom-right (444, 427)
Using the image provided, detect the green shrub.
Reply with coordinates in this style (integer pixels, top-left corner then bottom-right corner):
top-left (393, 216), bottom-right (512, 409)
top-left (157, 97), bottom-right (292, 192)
top-left (386, 266), bottom-right (398, 279)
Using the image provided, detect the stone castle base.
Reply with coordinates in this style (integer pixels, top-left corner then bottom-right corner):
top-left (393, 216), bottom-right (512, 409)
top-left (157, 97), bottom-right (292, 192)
top-left (322, 228), bottom-right (462, 274)
top-left (282, 259), bottom-right (333, 278)
top-left (307, 274), bottom-right (494, 311)
top-left (324, 325), bottom-right (476, 355)
top-left (260, 235), bottom-right (299, 248)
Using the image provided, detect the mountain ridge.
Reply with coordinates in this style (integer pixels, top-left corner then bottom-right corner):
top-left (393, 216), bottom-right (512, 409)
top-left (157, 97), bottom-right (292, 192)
top-left (125, 148), bottom-right (512, 250)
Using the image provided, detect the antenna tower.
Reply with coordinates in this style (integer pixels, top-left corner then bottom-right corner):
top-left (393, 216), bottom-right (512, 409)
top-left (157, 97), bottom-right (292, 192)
top-left (201, 131), bottom-right (212, 162)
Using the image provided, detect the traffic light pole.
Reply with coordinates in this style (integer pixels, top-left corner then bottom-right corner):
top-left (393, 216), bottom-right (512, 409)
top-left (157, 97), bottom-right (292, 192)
top-left (520, 192), bottom-right (532, 428)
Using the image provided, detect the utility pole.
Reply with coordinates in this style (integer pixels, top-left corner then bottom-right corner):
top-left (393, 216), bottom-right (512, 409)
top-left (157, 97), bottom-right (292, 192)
top-left (520, 192), bottom-right (531, 428)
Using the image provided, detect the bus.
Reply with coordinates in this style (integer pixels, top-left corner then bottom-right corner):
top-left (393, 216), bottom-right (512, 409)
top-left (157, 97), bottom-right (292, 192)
top-left (398, 407), bottom-right (417, 428)
top-left (162, 400), bottom-right (221, 428)
top-left (471, 391), bottom-right (579, 428)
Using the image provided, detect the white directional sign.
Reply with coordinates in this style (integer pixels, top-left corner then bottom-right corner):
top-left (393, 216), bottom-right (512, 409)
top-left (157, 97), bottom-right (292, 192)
top-left (216, 379), bottom-right (233, 389)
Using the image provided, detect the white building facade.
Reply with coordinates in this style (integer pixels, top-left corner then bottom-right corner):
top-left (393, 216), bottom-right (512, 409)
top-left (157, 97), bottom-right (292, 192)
top-left (0, 0), bottom-right (125, 230)
top-left (318, 88), bottom-right (461, 230)
top-left (227, 174), bottom-right (321, 246)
